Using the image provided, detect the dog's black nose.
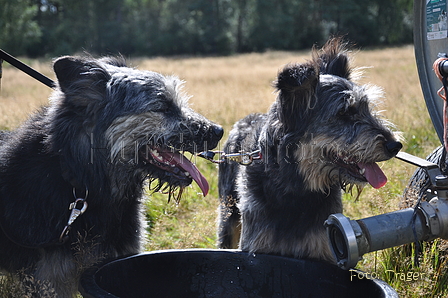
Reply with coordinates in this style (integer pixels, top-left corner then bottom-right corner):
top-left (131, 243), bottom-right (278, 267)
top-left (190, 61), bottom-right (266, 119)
top-left (213, 125), bottom-right (224, 139)
top-left (385, 140), bottom-right (402, 156)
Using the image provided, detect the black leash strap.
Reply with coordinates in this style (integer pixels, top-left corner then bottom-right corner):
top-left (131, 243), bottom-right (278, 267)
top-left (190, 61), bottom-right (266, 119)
top-left (0, 49), bottom-right (56, 89)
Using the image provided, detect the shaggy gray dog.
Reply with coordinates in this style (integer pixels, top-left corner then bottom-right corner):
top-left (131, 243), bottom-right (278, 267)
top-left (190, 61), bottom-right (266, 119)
top-left (0, 56), bottom-right (222, 297)
top-left (217, 38), bottom-right (401, 263)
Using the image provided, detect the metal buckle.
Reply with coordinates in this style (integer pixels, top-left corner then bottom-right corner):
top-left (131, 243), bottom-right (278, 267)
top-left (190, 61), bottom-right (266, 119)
top-left (59, 188), bottom-right (89, 242)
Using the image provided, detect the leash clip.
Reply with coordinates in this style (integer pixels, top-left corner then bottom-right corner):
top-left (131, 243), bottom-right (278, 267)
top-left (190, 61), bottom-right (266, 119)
top-left (67, 198), bottom-right (88, 226)
top-left (59, 188), bottom-right (89, 242)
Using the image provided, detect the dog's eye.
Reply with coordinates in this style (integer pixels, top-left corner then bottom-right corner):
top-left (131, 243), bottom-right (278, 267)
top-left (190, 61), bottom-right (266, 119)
top-left (157, 107), bottom-right (170, 113)
top-left (347, 106), bottom-right (357, 114)
top-left (154, 103), bottom-right (171, 114)
top-left (338, 106), bottom-right (357, 118)
top-left (338, 107), bottom-right (349, 116)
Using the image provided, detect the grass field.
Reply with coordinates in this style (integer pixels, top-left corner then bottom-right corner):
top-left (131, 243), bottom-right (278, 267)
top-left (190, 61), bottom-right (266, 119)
top-left (0, 45), bottom-right (445, 297)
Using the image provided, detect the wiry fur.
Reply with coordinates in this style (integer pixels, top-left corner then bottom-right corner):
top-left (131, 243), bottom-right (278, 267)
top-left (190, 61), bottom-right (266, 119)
top-left (217, 38), bottom-right (402, 262)
top-left (0, 56), bottom-right (222, 297)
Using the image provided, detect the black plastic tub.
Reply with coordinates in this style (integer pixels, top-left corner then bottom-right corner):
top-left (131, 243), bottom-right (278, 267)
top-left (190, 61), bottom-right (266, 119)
top-left (80, 249), bottom-right (397, 298)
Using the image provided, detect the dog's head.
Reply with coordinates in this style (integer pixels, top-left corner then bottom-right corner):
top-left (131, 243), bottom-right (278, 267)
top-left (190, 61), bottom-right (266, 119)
top-left (270, 38), bottom-right (402, 192)
top-left (51, 56), bottom-right (223, 199)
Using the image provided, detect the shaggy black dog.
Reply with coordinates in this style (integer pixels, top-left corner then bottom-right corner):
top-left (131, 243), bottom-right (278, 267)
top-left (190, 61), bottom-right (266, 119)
top-left (217, 38), bottom-right (402, 262)
top-left (0, 56), bottom-right (222, 297)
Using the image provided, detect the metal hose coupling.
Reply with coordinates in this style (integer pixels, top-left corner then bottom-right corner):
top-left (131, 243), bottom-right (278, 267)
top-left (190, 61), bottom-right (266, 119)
top-left (325, 174), bottom-right (448, 270)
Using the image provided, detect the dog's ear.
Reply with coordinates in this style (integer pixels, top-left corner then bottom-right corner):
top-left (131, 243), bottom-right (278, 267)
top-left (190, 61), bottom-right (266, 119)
top-left (315, 37), bottom-right (351, 79)
top-left (53, 56), bottom-right (110, 106)
top-left (275, 63), bottom-right (318, 130)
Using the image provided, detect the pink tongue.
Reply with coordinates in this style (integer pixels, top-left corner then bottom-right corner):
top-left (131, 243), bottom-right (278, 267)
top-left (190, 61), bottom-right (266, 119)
top-left (357, 162), bottom-right (387, 189)
top-left (159, 151), bottom-right (209, 196)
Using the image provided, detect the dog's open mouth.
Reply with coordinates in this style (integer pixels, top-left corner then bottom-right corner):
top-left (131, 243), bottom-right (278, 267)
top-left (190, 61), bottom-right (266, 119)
top-left (334, 156), bottom-right (387, 189)
top-left (140, 146), bottom-right (209, 196)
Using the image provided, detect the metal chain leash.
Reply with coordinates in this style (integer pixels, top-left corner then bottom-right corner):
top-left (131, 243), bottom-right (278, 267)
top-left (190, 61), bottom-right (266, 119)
top-left (198, 150), bottom-right (262, 165)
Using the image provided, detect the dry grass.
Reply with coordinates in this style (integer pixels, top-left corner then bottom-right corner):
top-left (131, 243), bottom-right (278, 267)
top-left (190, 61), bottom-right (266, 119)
top-left (0, 46), bottom-right (443, 297)
top-left (133, 51), bottom-right (307, 129)
top-left (0, 60), bottom-right (53, 130)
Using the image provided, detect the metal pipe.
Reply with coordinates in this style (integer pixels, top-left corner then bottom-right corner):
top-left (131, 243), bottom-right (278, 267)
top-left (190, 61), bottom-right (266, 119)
top-left (326, 175), bottom-right (448, 269)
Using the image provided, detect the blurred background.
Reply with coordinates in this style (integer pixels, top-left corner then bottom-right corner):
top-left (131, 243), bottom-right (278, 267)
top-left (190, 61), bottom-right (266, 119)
top-left (1, 0), bottom-right (413, 57)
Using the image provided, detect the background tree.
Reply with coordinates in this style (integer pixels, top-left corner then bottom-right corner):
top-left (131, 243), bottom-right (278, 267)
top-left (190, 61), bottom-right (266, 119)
top-left (0, 0), bottom-right (41, 56)
top-left (0, 0), bottom-right (414, 57)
